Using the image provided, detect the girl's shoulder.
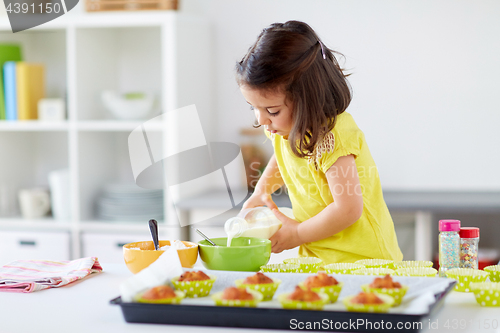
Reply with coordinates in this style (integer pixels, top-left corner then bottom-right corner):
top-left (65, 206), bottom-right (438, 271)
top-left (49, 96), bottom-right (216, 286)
top-left (309, 112), bottom-right (364, 172)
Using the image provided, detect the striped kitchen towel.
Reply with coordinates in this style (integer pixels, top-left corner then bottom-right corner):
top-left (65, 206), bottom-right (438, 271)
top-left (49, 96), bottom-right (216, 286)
top-left (0, 257), bottom-right (102, 293)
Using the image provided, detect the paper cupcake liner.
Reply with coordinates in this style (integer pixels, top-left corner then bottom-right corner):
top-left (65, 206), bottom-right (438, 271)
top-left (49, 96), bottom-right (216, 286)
top-left (361, 284), bottom-right (409, 306)
top-left (352, 268), bottom-right (395, 276)
top-left (212, 288), bottom-right (263, 307)
top-left (342, 293), bottom-right (395, 313)
top-left (171, 275), bottom-right (217, 298)
top-left (260, 264), bottom-right (300, 273)
top-left (135, 290), bottom-right (185, 304)
top-left (483, 265), bottom-right (500, 282)
top-left (445, 268), bottom-right (489, 292)
top-left (395, 267), bottom-right (438, 277)
top-left (394, 261), bottom-right (434, 269)
top-left (470, 282), bottom-right (500, 307)
top-left (354, 259), bottom-right (394, 269)
top-left (277, 291), bottom-right (329, 310)
top-left (283, 258), bottom-right (323, 273)
top-left (323, 263), bottom-right (364, 274)
top-left (299, 281), bottom-right (344, 303)
top-left (235, 278), bottom-right (281, 301)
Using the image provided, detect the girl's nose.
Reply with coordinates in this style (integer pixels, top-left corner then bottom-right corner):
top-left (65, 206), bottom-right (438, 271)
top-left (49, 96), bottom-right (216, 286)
top-left (256, 110), bottom-right (271, 126)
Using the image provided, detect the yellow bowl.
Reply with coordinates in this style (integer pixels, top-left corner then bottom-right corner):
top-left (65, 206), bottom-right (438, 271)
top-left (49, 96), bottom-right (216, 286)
top-left (123, 240), bottom-right (198, 273)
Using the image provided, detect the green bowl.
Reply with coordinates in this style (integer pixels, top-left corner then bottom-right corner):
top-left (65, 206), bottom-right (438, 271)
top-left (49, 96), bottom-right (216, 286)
top-left (198, 237), bottom-right (271, 272)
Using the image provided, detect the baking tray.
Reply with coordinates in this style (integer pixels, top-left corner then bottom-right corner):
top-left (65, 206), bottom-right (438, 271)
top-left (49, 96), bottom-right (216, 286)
top-left (110, 272), bottom-right (456, 333)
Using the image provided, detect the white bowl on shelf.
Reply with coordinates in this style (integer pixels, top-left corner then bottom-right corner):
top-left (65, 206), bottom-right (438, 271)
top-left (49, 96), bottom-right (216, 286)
top-left (101, 91), bottom-right (155, 120)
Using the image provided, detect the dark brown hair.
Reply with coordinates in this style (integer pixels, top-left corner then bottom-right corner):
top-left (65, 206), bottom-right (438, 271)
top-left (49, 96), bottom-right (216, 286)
top-left (236, 21), bottom-right (352, 159)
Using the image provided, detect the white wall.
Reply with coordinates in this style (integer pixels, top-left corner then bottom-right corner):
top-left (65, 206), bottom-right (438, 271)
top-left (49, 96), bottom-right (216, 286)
top-left (188, 0), bottom-right (500, 191)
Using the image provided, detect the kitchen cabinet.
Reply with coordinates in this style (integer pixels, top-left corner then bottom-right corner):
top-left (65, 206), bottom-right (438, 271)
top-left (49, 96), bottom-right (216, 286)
top-left (0, 12), bottom-right (211, 263)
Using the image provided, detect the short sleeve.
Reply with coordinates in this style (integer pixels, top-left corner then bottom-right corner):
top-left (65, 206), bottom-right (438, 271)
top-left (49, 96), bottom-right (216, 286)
top-left (318, 126), bottom-right (363, 174)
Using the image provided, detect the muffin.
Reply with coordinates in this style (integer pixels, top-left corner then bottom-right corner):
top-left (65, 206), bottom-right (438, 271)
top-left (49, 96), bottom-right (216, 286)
top-left (235, 272), bottom-right (281, 301)
top-left (343, 291), bottom-right (394, 313)
top-left (212, 286), bottom-right (263, 307)
top-left (171, 271), bottom-right (217, 298)
top-left (299, 272), bottom-right (344, 303)
top-left (135, 285), bottom-right (185, 304)
top-left (278, 286), bottom-right (329, 310)
top-left (361, 274), bottom-right (409, 306)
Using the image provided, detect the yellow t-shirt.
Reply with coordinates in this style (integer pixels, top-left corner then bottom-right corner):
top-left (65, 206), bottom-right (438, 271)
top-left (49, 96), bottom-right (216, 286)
top-left (266, 112), bottom-right (403, 264)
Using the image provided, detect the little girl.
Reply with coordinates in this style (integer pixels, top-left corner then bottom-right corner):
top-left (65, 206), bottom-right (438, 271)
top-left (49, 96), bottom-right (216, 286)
top-left (237, 21), bottom-right (403, 264)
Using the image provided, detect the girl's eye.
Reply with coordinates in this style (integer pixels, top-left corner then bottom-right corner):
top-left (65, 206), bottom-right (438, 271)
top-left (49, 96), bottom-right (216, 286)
top-left (268, 110), bottom-right (280, 117)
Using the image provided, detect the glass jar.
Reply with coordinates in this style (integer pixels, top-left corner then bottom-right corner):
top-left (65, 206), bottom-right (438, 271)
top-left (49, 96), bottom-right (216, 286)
top-left (459, 227), bottom-right (480, 269)
top-left (438, 219), bottom-right (461, 277)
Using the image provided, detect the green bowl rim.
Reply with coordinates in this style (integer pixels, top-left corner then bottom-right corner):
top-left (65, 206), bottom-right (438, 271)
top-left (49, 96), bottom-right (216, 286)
top-left (198, 237), bottom-right (271, 248)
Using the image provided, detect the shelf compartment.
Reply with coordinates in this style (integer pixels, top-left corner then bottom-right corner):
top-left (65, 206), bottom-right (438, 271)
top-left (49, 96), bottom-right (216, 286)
top-left (74, 26), bottom-right (162, 121)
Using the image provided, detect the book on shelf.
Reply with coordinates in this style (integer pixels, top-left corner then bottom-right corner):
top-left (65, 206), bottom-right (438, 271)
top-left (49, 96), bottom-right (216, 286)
top-left (0, 44), bottom-right (23, 120)
top-left (16, 62), bottom-right (45, 120)
top-left (3, 61), bottom-right (18, 121)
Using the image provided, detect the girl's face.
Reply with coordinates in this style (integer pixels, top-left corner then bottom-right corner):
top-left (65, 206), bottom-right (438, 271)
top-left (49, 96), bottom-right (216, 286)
top-left (240, 86), bottom-right (294, 137)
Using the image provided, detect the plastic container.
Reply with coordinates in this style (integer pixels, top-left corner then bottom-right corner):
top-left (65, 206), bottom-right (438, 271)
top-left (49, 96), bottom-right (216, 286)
top-left (438, 219), bottom-right (461, 277)
top-left (224, 207), bottom-right (294, 247)
top-left (459, 227), bottom-right (479, 269)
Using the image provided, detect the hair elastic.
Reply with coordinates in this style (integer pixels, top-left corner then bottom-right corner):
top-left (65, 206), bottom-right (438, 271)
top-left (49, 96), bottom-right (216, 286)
top-left (319, 41), bottom-right (326, 60)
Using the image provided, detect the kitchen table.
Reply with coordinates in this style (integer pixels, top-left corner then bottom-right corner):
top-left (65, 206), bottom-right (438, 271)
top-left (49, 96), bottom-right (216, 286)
top-left (1, 263), bottom-right (498, 333)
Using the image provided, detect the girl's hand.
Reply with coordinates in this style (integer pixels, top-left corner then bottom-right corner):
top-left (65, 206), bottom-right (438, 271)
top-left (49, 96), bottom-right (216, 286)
top-left (269, 208), bottom-right (302, 253)
top-left (241, 192), bottom-right (278, 211)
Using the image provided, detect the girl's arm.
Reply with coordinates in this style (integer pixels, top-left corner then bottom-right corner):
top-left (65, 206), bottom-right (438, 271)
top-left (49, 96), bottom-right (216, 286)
top-left (242, 154), bottom-right (285, 210)
top-left (269, 154), bottom-right (364, 253)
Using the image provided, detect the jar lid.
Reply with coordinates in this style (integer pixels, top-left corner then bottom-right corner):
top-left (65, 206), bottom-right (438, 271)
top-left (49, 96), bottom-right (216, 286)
top-left (439, 219), bottom-right (461, 232)
top-left (459, 227), bottom-right (479, 238)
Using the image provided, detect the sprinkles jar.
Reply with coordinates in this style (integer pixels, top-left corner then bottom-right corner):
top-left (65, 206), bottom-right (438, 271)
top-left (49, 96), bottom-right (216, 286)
top-left (459, 227), bottom-right (479, 269)
top-left (438, 220), bottom-right (461, 277)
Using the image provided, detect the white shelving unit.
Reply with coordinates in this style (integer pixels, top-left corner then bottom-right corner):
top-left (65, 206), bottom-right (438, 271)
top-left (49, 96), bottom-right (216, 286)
top-left (0, 12), bottom-right (212, 263)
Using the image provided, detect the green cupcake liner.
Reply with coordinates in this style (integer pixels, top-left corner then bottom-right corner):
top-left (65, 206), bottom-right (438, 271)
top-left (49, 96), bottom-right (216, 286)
top-left (343, 293), bottom-right (395, 313)
top-left (277, 291), bottom-right (329, 310)
top-left (470, 282), bottom-right (500, 307)
top-left (483, 265), bottom-right (500, 282)
top-left (323, 263), bottom-right (364, 274)
top-left (395, 267), bottom-right (438, 277)
top-left (212, 288), bottom-right (263, 307)
top-left (361, 284), bottom-right (409, 306)
top-left (171, 275), bottom-right (217, 298)
top-left (135, 290), bottom-right (185, 304)
top-left (445, 268), bottom-right (489, 292)
top-left (235, 278), bottom-right (281, 301)
top-left (260, 263), bottom-right (300, 273)
top-left (354, 259), bottom-right (394, 269)
top-left (394, 261), bottom-right (434, 269)
top-left (352, 268), bottom-right (395, 276)
top-left (283, 258), bottom-right (323, 273)
top-left (299, 281), bottom-right (344, 303)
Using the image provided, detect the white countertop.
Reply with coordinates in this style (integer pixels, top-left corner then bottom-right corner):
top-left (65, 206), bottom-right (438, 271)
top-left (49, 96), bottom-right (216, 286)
top-left (0, 263), bottom-right (498, 333)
